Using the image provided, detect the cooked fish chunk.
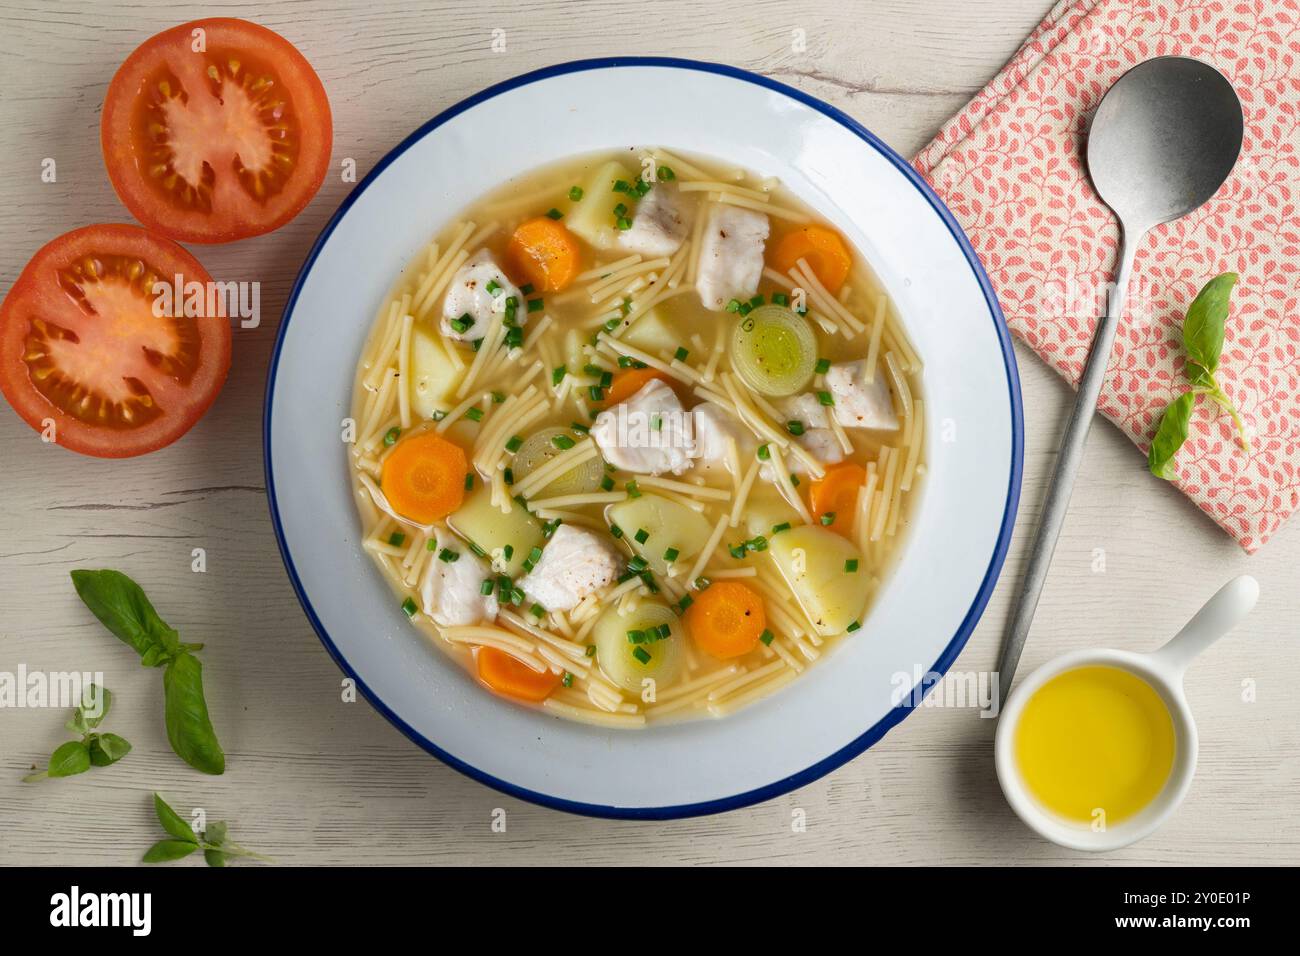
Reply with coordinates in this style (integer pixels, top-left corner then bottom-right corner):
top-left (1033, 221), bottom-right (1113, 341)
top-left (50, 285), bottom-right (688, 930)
top-left (519, 524), bottom-right (620, 612)
top-left (618, 183), bottom-right (690, 256)
top-left (696, 205), bottom-right (770, 311)
top-left (825, 360), bottom-right (899, 431)
top-left (441, 249), bottom-right (524, 342)
top-left (420, 528), bottom-right (499, 627)
top-left (591, 378), bottom-right (695, 475)
top-left (691, 400), bottom-right (756, 474)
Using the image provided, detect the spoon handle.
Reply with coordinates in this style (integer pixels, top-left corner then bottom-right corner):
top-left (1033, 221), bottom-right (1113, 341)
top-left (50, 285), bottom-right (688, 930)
top-left (996, 232), bottom-right (1140, 704)
top-left (1150, 575), bottom-right (1259, 675)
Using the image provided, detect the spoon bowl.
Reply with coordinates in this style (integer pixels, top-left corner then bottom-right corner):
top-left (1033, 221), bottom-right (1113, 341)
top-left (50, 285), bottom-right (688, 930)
top-left (1087, 56), bottom-right (1245, 232)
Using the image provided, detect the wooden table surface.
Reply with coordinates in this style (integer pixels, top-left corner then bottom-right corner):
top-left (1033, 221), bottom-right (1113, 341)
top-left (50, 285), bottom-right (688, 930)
top-left (2, 0), bottom-right (1296, 867)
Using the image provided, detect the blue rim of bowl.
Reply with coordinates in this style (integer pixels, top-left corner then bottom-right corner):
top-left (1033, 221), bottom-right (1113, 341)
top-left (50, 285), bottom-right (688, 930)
top-left (264, 56), bottom-right (1024, 820)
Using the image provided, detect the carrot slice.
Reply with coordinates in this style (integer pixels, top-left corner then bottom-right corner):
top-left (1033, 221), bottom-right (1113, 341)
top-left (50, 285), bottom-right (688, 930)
top-left (601, 366), bottom-right (672, 408)
top-left (476, 646), bottom-right (561, 702)
top-left (770, 225), bottom-right (852, 294)
top-left (506, 217), bottom-right (581, 292)
top-left (808, 462), bottom-right (867, 537)
top-left (379, 431), bottom-right (468, 524)
top-left (685, 581), bottom-right (767, 660)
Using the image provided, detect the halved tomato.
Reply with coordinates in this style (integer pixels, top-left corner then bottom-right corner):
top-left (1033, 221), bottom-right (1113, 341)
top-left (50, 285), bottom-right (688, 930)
top-left (0, 224), bottom-right (231, 457)
top-left (101, 18), bottom-right (332, 244)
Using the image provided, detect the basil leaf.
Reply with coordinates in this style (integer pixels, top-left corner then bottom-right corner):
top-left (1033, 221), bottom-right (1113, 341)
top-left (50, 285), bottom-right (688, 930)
top-left (1148, 391), bottom-right (1198, 479)
top-left (46, 740), bottom-right (91, 778)
top-left (78, 684), bottom-right (112, 729)
top-left (70, 570), bottom-right (181, 664)
top-left (88, 733), bottom-right (132, 767)
top-left (143, 839), bottom-right (199, 863)
top-left (1182, 272), bottom-right (1238, 375)
top-left (163, 653), bottom-right (226, 775)
top-left (153, 793), bottom-right (198, 843)
top-left (203, 849), bottom-right (230, 867)
top-left (204, 821), bottom-right (228, 847)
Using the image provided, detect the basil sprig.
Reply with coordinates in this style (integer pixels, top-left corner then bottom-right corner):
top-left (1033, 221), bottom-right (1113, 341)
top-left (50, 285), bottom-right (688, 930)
top-left (22, 684), bottom-right (131, 782)
top-left (1148, 273), bottom-right (1249, 479)
top-left (70, 570), bottom-right (225, 775)
top-left (143, 793), bottom-right (272, 867)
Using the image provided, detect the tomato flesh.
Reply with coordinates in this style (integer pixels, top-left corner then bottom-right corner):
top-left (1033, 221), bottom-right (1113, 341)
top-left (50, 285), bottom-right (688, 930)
top-left (102, 19), bottom-right (332, 243)
top-left (0, 225), bottom-right (231, 457)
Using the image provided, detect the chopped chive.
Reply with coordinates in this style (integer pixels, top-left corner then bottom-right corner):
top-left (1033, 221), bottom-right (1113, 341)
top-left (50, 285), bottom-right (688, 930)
top-left (815, 357), bottom-right (831, 374)
top-left (817, 391), bottom-right (835, 406)
top-left (510, 587), bottom-right (526, 606)
top-left (552, 365), bottom-right (567, 386)
top-left (738, 302), bottom-right (752, 316)
top-left (505, 327), bottom-right (524, 348)
top-left (759, 629), bottom-right (775, 646)
top-left (613, 202), bottom-right (628, 218)
top-left (485, 279), bottom-right (501, 295)
top-left (449, 317), bottom-right (470, 334)
top-left (545, 207), bottom-right (563, 220)
top-left (465, 407), bottom-right (484, 422)
top-left (561, 671), bottom-right (574, 687)
top-left (772, 292), bottom-right (790, 307)
top-left (600, 371), bottom-right (614, 388)
top-left (505, 435), bottom-right (523, 453)
top-left (480, 579), bottom-right (494, 595)
top-left (632, 647), bottom-right (652, 665)
top-left (633, 528), bottom-right (650, 544)
top-left (585, 645), bottom-right (597, 657)
top-left (725, 298), bottom-right (742, 313)
top-left (787, 420), bottom-right (805, 436)
top-left (427, 539), bottom-right (437, 551)
top-left (845, 558), bottom-right (859, 573)
top-left (640, 572), bottom-right (658, 592)
top-left (655, 623), bottom-right (672, 640)
top-left (678, 594), bottom-right (695, 612)
top-left (527, 298), bottom-right (544, 313)
top-left (728, 543), bottom-right (747, 559)
top-left (602, 319), bottom-right (621, 334)
top-left (438, 548), bottom-right (460, 563)
top-left (748, 536), bottom-right (769, 552)
top-left (568, 185), bottom-right (584, 201)
top-left (589, 385), bottom-right (606, 401)
top-left (610, 523), bottom-right (624, 539)
top-left (503, 544), bottom-right (514, 560)
top-left (472, 339), bottom-right (482, 352)
top-left (600, 475), bottom-right (614, 491)
top-left (657, 165), bottom-right (675, 181)
top-left (617, 355), bottom-right (634, 368)
top-left (542, 518), bottom-right (562, 538)
top-left (520, 282), bottom-right (535, 296)
top-left (401, 596), bottom-right (417, 618)
top-left (464, 473), bottom-right (474, 491)
top-left (627, 555), bottom-right (648, 572)
top-left (847, 620), bottom-right (861, 633)
top-left (613, 179), bottom-right (630, 193)
top-left (626, 479), bottom-right (641, 498)
top-left (674, 346), bottom-right (689, 362)
top-left (791, 475), bottom-right (800, 487)
top-left (693, 577), bottom-right (711, 590)
top-left (663, 547), bottom-right (680, 562)
top-left (634, 179), bottom-right (651, 197)
top-left (552, 434), bottom-right (576, 450)
top-left (527, 546), bottom-right (543, 566)
top-left (431, 409), bottom-right (447, 422)
top-left (820, 511), bottom-right (836, 526)
top-left (771, 522), bottom-right (791, 535)
top-left (650, 414), bottom-right (662, 431)
top-left (583, 363), bottom-right (603, 376)
top-left (627, 628), bottom-right (647, 644)
top-left (757, 444), bottom-right (771, 461)
top-left (491, 391), bottom-right (506, 403)
top-left (571, 421), bottom-right (590, 434)
top-left (468, 541), bottom-right (487, 558)
top-left (388, 531), bottom-right (406, 547)
top-left (503, 467), bottom-right (515, 485)
top-left (530, 602), bottom-right (546, 618)
top-left (616, 217), bottom-right (633, 231)
top-left (497, 575), bottom-right (511, 595)
top-left (749, 294), bottom-right (765, 308)
top-left (383, 426), bottom-right (401, 446)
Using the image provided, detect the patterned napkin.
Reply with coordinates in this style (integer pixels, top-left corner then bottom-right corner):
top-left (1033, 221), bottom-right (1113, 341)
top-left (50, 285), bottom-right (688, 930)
top-left (913, 0), bottom-right (1300, 552)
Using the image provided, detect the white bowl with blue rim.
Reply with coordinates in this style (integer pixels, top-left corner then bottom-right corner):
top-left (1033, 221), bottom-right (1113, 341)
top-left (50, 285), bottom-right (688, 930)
top-left (265, 58), bottom-right (1022, 818)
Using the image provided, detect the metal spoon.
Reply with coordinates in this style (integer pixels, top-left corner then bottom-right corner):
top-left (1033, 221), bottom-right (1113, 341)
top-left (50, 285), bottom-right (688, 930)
top-left (995, 57), bottom-right (1244, 705)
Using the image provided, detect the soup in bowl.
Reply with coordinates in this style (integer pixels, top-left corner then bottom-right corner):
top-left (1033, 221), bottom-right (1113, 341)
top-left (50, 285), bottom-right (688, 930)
top-left (348, 147), bottom-right (924, 727)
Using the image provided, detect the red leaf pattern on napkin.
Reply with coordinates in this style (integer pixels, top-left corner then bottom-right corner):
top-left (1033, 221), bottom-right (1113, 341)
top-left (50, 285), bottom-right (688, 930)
top-left (914, 0), bottom-right (1300, 552)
